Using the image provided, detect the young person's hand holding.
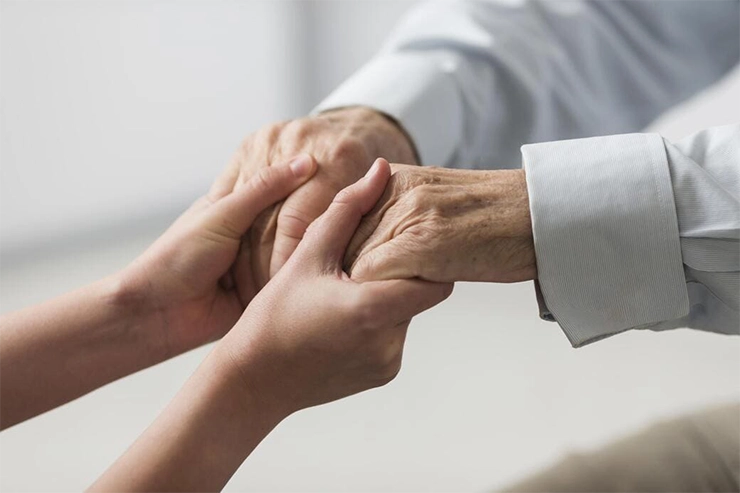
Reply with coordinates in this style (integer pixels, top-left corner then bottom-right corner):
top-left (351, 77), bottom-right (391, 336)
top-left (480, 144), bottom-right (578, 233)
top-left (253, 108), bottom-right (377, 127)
top-left (0, 156), bottom-right (316, 429)
top-left (90, 159), bottom-right (454, 492)
top-left (221, 107), bottom-right (417, 288)
top-left (224, 158), bottom-right (453, 414)
top-left (121, 154), bottom-right (317, 354)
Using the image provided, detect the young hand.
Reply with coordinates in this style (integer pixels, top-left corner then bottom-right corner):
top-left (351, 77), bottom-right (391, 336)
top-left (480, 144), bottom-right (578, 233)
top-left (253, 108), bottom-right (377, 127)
top-left (88, 158), bottom-right (452, 492)
top-left (217, 108), bottom-right (418, 289)
top-left (218, 158), bottom-right (453, 417)
top-left (120, 155), bottom-right (317, 356)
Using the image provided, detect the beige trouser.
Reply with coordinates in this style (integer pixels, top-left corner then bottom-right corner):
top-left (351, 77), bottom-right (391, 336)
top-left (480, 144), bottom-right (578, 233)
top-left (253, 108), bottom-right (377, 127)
top-left (502, 403), bottom-right (739, 493)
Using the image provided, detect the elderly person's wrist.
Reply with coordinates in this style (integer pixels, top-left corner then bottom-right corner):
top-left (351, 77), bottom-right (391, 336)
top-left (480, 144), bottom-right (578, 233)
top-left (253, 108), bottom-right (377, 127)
top-left (480, 168), bottom-right (536, 281)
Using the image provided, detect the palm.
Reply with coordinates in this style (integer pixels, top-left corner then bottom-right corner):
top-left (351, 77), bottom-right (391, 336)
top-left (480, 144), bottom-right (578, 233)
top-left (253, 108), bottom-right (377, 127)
top-left (136, 202), bottom-right (259, 353)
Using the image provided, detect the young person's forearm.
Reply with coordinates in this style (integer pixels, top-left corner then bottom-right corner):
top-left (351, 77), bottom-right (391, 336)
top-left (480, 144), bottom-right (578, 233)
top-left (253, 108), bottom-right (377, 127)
top-left (0, 274), bottom-right (168, 429)
top-left (88, 342), bottom-right (282, 492)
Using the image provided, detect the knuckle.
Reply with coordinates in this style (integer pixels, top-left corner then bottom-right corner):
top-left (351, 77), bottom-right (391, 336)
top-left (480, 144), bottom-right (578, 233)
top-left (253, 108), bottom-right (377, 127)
top-left (406, 184), bottom-right (433, 212)
top-left (236, 135), bottom-right (253, 158)
top-left (277, 205), bottom-right (313, 241)
top-left (388, 165), bottom-right (420, 191)
top-left (332, 187), bottom-right (354, 204)
top-left (212, 215), bottom-right (243, 241)
top-left (329, 137), bottom-right (369, 164)
top-left (263, 121), bottom-right (288, 142)
top-left (330, 190), bottom-right (362, 217)
top-left (251, 168), bottom-right (275, 192)
top-left (390, 165), bottom-right (413, 183)
top-left (282, 118), bottom-right (313, 144)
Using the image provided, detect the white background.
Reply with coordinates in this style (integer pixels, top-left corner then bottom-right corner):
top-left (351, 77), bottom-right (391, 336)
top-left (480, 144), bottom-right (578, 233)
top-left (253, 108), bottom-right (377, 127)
top-left (1, 1), bottom-right (739, 491)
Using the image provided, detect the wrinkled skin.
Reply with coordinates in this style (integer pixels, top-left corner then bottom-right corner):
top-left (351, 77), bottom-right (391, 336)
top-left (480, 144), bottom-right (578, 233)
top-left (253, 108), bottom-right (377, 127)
top-left (212, 107), bottom-right (417, 291)
top-left (222, 160), bottom-right (453, 416)
top-left (345, 164), bottom-right (537, 284)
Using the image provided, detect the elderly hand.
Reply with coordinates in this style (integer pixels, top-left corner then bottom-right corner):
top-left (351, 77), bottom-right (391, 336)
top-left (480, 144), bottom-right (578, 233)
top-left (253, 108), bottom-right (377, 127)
top-left (220, 159), bottom-right (453, 415)
top-left (213, 107), bottom-right (417, 290)
top-left (345, 164), bottom-right (537, 283)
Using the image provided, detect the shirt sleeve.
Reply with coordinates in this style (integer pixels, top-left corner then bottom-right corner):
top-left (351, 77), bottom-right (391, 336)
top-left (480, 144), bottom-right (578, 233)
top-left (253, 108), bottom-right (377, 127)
top-left (313, 0), bottom-right (739, 169)
top-left (522, 125), bottom-right (740, 347)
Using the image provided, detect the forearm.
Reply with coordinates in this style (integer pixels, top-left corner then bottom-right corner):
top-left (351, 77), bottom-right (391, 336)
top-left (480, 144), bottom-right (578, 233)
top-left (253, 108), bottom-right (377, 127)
top-left (88, 342), bottom-right (282, 492)
top-left (0, 274), bottom-right (168, 429)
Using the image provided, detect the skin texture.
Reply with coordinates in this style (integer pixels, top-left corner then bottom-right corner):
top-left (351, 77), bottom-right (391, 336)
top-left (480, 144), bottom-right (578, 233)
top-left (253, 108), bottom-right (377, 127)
top-left (213, 106), bottom-right (417, 290)
top-left (89, 159), bottom-right (453, 492)
top-left (345, 164), bottom-right (537, 284)
top-left (121, 154), bottom-right (320, 356)
top-left (0, 156), bottom-right (317, 429)
top-left (223, 159), bottom-right (453, 415)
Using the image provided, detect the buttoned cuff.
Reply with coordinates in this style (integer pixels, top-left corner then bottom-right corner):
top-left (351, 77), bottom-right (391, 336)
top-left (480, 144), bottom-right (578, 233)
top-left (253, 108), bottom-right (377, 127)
top-left (312, 52), bottom-right (461, 167)
top-left (522, 133), bottom-right (690, 347)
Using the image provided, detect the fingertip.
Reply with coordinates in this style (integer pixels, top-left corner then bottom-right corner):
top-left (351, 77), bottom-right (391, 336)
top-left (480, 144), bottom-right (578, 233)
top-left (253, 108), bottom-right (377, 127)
top-left (366, 157), bottom-right (390, 184)
top-left (298, 157), bottom-right (392, 270)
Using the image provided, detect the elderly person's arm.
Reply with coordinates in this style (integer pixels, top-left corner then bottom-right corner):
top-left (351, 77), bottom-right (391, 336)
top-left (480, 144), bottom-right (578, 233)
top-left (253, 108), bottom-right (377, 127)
top-left (227, 1), bottom-right (738, 290)
top-left (88, 160), bottom-right (452, 492)
top-left (319, 0), bottom-right (739, 346)
top-left (221, 108), bottom-right (417, 291)
top-left (347, 125), bottom-right (739, 347)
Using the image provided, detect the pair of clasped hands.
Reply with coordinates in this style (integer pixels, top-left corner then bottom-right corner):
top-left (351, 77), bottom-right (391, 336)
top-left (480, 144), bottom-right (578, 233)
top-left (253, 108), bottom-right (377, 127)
top-left (61, 107), bottom-right (533, 490)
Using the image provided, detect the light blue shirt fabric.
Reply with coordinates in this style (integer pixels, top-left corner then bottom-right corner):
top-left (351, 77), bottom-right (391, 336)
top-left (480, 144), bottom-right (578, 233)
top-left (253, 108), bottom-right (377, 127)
top-left (315, 0), bottom-right (740, 346)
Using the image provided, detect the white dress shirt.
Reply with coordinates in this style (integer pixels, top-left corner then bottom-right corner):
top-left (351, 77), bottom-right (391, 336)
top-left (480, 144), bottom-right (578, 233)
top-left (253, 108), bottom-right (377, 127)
top-left (315, 0), bottom-right (740, 346)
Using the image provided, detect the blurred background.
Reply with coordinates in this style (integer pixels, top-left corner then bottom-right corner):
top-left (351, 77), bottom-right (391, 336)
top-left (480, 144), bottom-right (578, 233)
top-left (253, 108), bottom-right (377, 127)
top-left (1, 1), bottom-right (738, 491)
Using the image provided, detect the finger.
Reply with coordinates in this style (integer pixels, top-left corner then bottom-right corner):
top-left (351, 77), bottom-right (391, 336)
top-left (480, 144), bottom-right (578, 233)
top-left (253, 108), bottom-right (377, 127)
top-left (250, 205), bottom-right (280, 290)
top-left (201, 154), bottom-right (316, 240)
top-left (299, 158), bottom-right (391, 268)
top-left (361, 278), bottom-right (454, 324)
top-left (269, 185), bottom-right (335, 279)
top-left (343, 177), bottom-right (397, 271)
top-left (350, 238), bottom-right (419, 282)
top-left (232, 238), bottom-right (256, 306)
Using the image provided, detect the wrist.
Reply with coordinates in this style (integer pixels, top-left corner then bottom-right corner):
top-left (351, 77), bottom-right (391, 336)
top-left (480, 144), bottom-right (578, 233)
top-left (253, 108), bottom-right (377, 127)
top-left (105, 268), bottom-right (177, 359)
top-left (479, 169), bottom-right (537, 282)
top-left (211, 332), bottom-right (294, 424)
top-left (90, 341), bottom-right (286, 492)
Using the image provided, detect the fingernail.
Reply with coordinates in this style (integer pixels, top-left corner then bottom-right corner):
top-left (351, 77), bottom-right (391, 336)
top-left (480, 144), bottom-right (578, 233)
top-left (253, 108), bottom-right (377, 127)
top-left (289, 154), bottom-right (314, 177)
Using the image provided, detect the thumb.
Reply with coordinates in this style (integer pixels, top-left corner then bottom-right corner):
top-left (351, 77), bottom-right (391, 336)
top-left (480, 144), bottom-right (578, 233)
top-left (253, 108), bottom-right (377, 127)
top-left (201, 154), bottom-right (316, 240)
top-left (299, 158), bottom-right (390, 271)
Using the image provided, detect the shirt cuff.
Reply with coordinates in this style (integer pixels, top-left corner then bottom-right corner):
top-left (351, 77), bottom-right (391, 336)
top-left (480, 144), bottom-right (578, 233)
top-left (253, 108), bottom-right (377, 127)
top-left (522, 133), bottom-right (690, 347)
top-left (312, 52), bottom-right (462, 167)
